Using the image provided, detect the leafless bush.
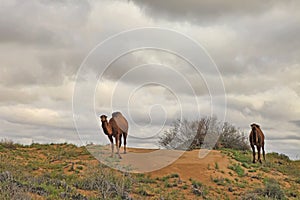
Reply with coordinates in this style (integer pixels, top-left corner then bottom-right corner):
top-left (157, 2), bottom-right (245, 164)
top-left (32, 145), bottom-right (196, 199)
top-left (216, 122), bottom-right (249, 150)
top-left (159, 117), bottom-right (249, 151)
top-left (0, 139), bottom-right (17, 149)
top-left (158, 119), bottom-right (199, 150)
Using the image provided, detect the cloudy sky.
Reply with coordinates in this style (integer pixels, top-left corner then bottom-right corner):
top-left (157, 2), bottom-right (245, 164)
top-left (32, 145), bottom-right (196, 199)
top-left (0, 0), bottom-right (299, 159)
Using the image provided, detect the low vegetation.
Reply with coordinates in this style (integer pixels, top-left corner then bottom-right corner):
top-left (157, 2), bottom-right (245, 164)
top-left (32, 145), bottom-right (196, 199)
top-left (0, 140), bottom-right (299, 199)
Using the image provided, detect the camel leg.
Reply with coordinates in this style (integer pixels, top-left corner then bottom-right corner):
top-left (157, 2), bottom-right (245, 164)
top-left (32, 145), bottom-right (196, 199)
top-left (123, 132), bottom-right (127, 154)
top-left (251, 144), bottom-right (256, 163)
top-left (119, 134), bottom-right (122, 148)
top-left (262, 143), bottom-right (266, 161)
top-left (257, 145), bottom-right (262, 163)
top-left (115, 135), bottom-right (122, 159)
top-left (108, 136), bottom-right (114, 157)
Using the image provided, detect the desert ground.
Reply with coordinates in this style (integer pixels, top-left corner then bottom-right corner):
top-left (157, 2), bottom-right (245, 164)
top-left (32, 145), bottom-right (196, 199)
top-left (0, 143), bottom-right (299, 199)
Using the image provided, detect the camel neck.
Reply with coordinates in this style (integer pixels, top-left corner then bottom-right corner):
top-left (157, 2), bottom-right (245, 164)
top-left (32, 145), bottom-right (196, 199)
top-left (102, 121), bottom-right (112, 136)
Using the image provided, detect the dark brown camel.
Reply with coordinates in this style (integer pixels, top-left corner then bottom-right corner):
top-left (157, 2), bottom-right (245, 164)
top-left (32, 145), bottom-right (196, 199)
top-left (100, 112), bottom-right (128, 159)
top-left (249, 123), bottom-right (265, 163)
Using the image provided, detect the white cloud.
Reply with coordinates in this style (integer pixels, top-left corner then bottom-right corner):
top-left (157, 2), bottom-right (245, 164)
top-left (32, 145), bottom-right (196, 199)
top-left (0, 0), bottom-right (299, 159)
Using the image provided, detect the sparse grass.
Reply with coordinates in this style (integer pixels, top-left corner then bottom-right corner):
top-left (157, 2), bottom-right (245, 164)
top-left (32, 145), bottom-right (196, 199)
top-left (0, 143), bottom-right (299, 199)
top-left (137, 185), bottom-right (150, 196)
top-left (241, 162), bottom-right (250, 169)
top-left (236, 179), bottom-right (248, 188)
top-left (207, 163), bottom-right (211, 170)
top-left (170, 173), bottom-right (179, 178)
top-left (182, 184), bottom-right (188, 190)
top-left (222, 148), bottom-right (251, 164)
top-left (215, 162), bottom-right (219, 170)
top-left (261, 166), bottom-right (270, 173)
top-left (164, 181), bottom-right (173, 188)
top-left (228, 163), bottom-right (245, 177)
top-left (211, 176), bottom-right (227, 186)
top-left (224, 178), bottom-right (231, 184)
top-left (136, 174), bottom-right (157, 184)
top-left (161, 174), bottom-right (172, 181)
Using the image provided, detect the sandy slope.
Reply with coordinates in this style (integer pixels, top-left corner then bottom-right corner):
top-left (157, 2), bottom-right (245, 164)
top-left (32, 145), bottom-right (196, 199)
top-left (147, 149), bottom-right (230, 182)
top-left (89, 145), bottom-right (230, 180)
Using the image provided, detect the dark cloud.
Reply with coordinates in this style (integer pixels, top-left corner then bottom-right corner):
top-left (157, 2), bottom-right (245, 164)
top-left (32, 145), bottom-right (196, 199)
top-left (290, 120), bottom-right (300, 128)
top-left (0, 0), bottom-right (90, 47)
top-left (130, 0), bottom-right (300, 83)
top-left (130, 0), bottom-right (276, 25)
top-left (0, 1), bottom-right (91, 87)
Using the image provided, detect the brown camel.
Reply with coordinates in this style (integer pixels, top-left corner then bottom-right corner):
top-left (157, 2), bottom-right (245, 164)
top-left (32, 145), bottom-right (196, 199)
top-left (100, 112), bottom-right (128, 159)
top-left (249, 123), bottom-right (265, 163)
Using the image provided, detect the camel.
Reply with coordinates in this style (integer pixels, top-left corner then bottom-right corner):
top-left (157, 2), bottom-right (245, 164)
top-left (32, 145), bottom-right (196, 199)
top-left (249, 123), bottom-right (265, 163)
top-left (100, 112), bottom-right (128, 159)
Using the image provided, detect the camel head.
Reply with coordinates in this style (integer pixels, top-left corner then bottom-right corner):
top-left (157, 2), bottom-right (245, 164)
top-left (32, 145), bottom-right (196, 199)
top-left (100, 115), bottom-right (108, 123)
top-left (251, 123), bottom-right (260, 130)
top-left (100, 114), bottom-right (113, 136)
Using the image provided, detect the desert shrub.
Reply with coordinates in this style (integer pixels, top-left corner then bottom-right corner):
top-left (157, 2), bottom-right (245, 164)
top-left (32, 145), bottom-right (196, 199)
top-left (159, 117), bottom-right (249, 151)
top-left (211, 176), bottom-right (226, 186)
top-left (241, 192), bottom-right (260, 200)
top-left (75, 164), bottom-right (132, 199)
top-left (190, 179), bottom-right (203, 188)
top-left (0, 171), bottom-right (30, 199)
top-left (0, 170), bottom-right (91, 200)
top-left (191, 179), bottom-right (209, 197)
top-left (243, 178), bottom-right (286, 200)
top-left (0, 181), bottom-right (31, 200)
top-left (0, 139), bottom-right (19, 150)
top-left (217, 122), bottom-right (249, 150)
top-left (263, 178), bottom-right (286, 199)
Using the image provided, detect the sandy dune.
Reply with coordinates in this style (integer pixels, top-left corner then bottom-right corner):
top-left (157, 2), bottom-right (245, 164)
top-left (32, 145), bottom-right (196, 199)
top-left (87, 145), bottom-right (230, 180)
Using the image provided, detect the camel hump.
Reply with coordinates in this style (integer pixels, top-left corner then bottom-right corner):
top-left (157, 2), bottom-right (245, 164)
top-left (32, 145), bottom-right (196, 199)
top-left (112, 112), bottom-right (128, 133)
